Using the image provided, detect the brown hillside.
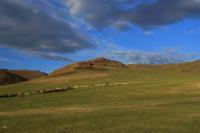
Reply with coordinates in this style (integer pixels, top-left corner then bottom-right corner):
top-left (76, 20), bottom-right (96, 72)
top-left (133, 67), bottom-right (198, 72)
top-left (9, 70), bottom-right (47, 80)
top-left (178, 60), bottom-right (200, 72)
top-left (0, 70), bottom-right (27, 85)
top-left (50, 58), bottom-right (127, 76)
top-left (127, 60), bottom-right (200, 72)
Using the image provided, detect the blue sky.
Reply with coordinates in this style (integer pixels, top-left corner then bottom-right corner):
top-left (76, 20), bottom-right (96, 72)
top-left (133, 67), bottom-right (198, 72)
top-left (1, 0), bottom-right (200, 73)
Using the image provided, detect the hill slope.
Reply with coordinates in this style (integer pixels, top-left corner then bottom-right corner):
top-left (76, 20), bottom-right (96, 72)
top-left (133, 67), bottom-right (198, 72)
top-left (179, 60), bottom-right (200, 72)
top-left (0, 70), bottom-right (27, 85)
top-left (128, 60), bottom-right (200, 72)
top-left (50, 58), bottom-right (127, 76)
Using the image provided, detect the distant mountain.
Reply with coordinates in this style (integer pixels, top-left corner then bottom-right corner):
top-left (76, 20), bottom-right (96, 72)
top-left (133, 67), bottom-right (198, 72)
top-left (0, 69), bottom-right (47, 86)
top-left (2, 58), bottom-right (200, 86)
top-left (50, 58), bottom-right (127, 76)
top-left (9, 70), bottom-right (47, 80)
top-left (0, 70), bottom-right (27, 85)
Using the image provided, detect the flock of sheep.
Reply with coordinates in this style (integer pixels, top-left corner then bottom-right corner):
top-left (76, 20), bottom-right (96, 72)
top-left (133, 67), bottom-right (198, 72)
top-left (0, 82), bottom-right (139, 98)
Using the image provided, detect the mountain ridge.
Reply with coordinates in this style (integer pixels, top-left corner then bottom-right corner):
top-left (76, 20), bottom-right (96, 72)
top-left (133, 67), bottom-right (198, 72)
top-left (1, 58), bottom-right (200, 86)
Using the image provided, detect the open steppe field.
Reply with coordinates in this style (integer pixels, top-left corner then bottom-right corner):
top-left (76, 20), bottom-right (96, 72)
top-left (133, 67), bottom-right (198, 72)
top-left (1, 68), bottom-right (200, 133)
top-left (2, 0), bottom-right (200, 132)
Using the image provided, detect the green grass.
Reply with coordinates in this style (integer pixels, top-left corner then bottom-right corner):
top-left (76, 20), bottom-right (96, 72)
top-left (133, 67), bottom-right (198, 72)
top-left (1, 68), bottom-right (200, 133)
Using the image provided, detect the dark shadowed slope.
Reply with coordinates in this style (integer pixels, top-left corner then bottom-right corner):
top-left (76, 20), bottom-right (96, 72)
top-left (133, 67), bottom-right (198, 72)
top-left (0, 69), bottom-right (47, 86)
top-left (0, 70), bottom-right (27, 85)
top-left (50, 58), bottom-right (127, 77)
top-left (9, 70), bottom-right (47, 80)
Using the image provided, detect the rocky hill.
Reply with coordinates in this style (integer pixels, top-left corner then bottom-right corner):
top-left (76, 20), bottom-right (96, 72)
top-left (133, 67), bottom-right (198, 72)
top-left (50, 58), bottom-right (127, 76)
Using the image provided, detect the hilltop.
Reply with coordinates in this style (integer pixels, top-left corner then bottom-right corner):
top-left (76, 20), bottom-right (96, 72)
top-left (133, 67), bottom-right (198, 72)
top-left (50, 57), bottom-right (127, 77)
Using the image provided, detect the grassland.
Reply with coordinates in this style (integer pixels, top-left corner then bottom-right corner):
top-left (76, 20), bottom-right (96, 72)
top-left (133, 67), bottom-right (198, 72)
top-left (1, 67), bottom-right (200, 133)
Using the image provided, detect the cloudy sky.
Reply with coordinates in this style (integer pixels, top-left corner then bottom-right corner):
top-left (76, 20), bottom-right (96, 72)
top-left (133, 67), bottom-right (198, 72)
top-left (1, 0), bottom-right (200, 73)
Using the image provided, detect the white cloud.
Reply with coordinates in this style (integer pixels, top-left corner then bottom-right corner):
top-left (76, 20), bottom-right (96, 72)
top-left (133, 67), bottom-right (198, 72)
top-left (65, 0), bottom-right (200, 29)
top-left (0, 57), bottom-right (21, 64)
top-left (144, 31), bottom-right (154, 36)
top-left (0, 0), bottom-right (95, 61)
top-left (105, 48), bottom-right (192, 64)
